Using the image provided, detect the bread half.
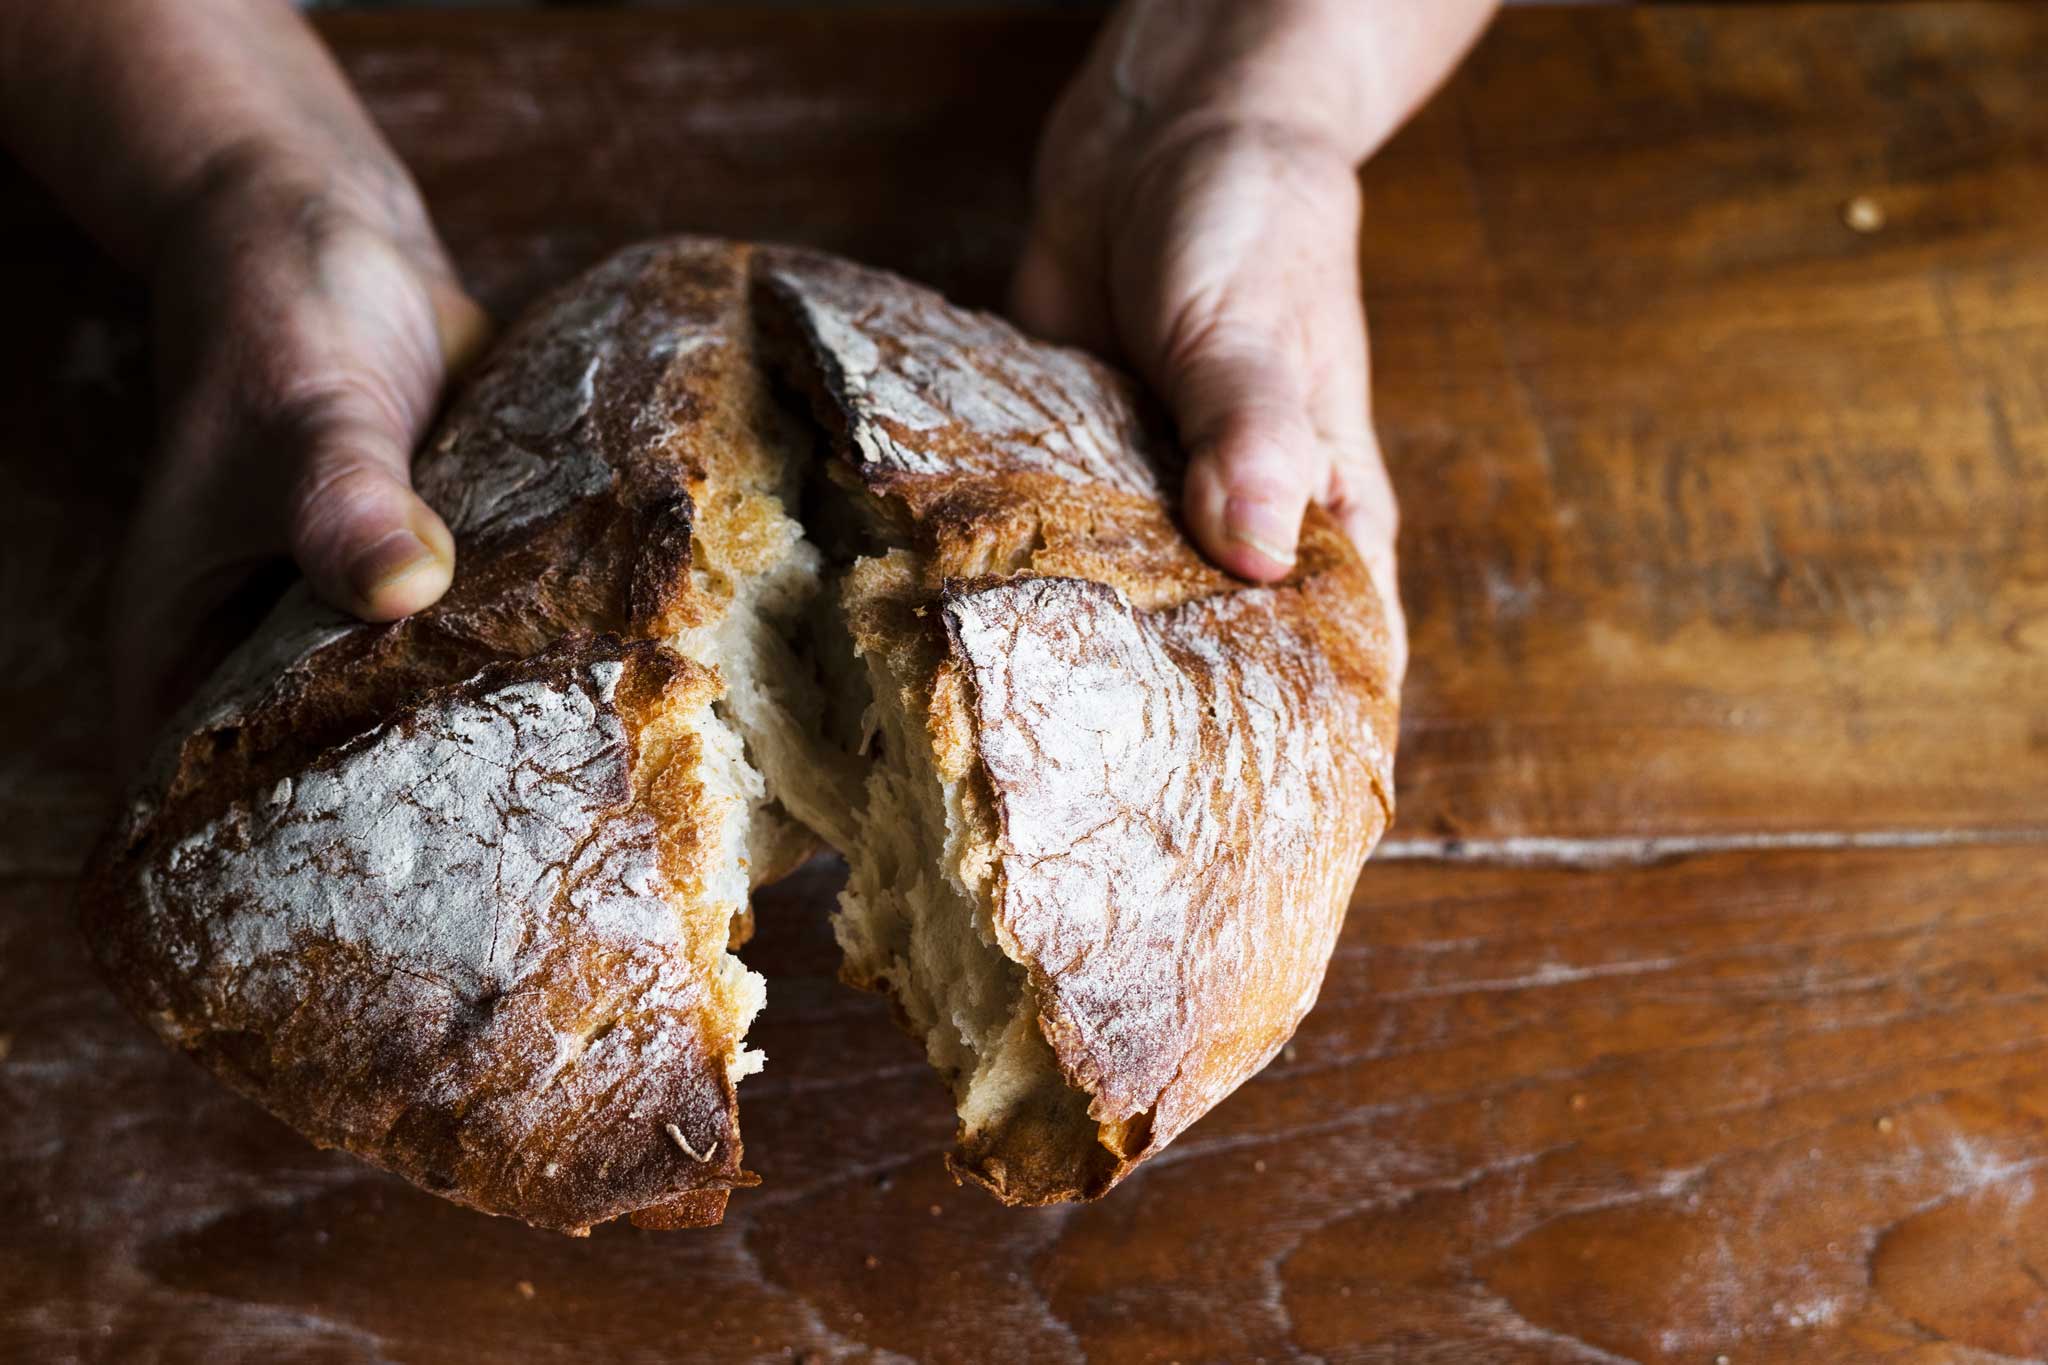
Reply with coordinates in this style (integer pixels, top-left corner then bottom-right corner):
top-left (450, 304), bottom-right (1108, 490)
top-left (84, 238), bottom-right (1398, 1232)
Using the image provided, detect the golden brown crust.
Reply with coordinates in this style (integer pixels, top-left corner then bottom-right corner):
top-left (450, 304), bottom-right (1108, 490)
top-left (84, 241), bottom-right (781, 1235)
top-left (85, 638), bottom-right (758, 1235)
top-left (85, 236), bottom-right (1399, 1230)
top-left (757, 247), bottom-right (1399, 1202)
top-left (942, 577), bottom-right (1390, 1193)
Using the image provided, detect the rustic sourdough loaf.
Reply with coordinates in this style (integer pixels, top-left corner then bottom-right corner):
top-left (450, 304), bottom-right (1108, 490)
top-left (84, 238), bottom-right (1399, 1233)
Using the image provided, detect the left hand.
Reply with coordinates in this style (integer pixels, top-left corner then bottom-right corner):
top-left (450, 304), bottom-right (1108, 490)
top-left (1012, 0), bottom-right (1498, 679)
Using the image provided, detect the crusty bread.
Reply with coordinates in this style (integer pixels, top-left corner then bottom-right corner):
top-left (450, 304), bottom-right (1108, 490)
top-left (84, 238), bottom-right (1398, 1232)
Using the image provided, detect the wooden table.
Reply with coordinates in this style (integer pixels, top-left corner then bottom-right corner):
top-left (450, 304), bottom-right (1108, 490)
top-left (4, 5), bottom-right (2046, 1361)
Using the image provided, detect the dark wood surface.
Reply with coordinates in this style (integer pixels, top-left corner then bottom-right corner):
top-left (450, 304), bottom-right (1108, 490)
top-left (2, 5), bottom-right (2046, 1362)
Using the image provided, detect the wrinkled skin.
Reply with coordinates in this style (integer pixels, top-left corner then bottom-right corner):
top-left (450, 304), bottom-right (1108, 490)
top-left (0, 0), bottom-right (1494, 750)
top-left (130, 151), bottom-right (487, 734)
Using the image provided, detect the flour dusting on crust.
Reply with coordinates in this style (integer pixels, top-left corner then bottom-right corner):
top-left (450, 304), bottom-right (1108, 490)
top-left (944, 577), bottom-right (1377, 1152)
top-left (127, 642), bottom-right (758, 1232)
top-left (149, 660), bottom-right (633, 1007)
top-left (761, 251), bottom-right (1164, 499)
top-left (414, 254), bottom-right (645, 542)
top-left (86, 237), bottom-right (1399, 1232)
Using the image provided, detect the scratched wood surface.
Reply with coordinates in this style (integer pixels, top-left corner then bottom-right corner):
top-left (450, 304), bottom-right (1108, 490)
top-left (2, 5), bottom-right (2046, 1363)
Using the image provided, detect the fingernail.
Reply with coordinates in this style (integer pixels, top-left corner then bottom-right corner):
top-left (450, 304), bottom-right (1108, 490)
top-left (1224, 496), bottom-right (1298, 567)
top-left (348, 528), bottom-right (446, 606)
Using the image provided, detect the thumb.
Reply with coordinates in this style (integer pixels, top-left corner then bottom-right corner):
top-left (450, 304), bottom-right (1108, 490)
top-left (287, 261), bottom-right (485, 622)
top-left (1166, 327), bottom-right (1321, 582)
top-left (286, 393), bottom-right (455, 621)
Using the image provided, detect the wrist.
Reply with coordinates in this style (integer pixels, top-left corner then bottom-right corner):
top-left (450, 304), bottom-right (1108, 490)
top-left (1089, 0), bottom-right (1498, 164)
top-left (0, 0), bottom-right (433, 278)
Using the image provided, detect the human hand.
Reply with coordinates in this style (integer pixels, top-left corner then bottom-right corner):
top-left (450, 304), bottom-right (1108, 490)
top-left (120, 151), bottom-right (485, 738)
top-left (1013, 0), bottom-right (1498, 678)
top-left (0, 1), bottom-right (485, 747)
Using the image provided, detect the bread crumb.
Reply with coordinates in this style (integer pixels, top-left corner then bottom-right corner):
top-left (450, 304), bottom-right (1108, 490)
top-left (929, 1203), bottom-right (944, 1217)
top-left (1252, 1159), bottom-right (1267, 1174)
top-left (516, 1281), bottom-right (536, 1300)
top-left (665, 1123), bottom-right (717, 1163)
top-left (1875, 1115), bottom-right (1895, 1134)
top-left (1715, 1355), bottom-right (1732, 1365)
top-left (1570, 1092), bottom-right (1589, 1112)
top-left (864, 1255), bottom-right (880, 1270)
top-left (1843, 196), bottom-right (1885, 234)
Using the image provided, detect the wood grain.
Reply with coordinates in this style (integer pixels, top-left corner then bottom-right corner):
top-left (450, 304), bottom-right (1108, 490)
top-left (10, 848), bottom-right (2048, 1362)
top-left (1372, 4), bottom-right (2048, 846)
top-left (2, 4), bottom-right (2046, 1362)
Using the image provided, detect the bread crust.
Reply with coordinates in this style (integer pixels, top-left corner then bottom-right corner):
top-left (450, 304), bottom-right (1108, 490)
top-left (85, 241), bottom-right (783, 1234)
top-left (757, 248), bottom-right (1398, 1201)
top-left (92, 637), bottom-right (755, 1233)
top-left (85, 236), bottom-right (1398, 1228)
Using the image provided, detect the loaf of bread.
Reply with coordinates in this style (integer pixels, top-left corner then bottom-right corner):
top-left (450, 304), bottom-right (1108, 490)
top-left (84, 238), bottom-right (1398, 1233)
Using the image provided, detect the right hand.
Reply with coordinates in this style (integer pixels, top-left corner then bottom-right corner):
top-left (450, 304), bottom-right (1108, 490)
top-left (116, 149), bottom-right (487, 746)
top-left (0, 1), bottom-right (491, 750)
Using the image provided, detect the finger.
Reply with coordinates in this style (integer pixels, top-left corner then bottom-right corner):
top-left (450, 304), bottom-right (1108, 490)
top-left (1108, 125), bottom-right (1369, 582)
top-left (1327, 427), bottom-right (1409, 683)
top-left (1165, 323), bottom-right (1320, 581)
top-left (430, 275), bottom-right (493, 378)
top-left (1009, 228), bottom-right (1116, 355)
top-left (286, 395), bottom-right (455, 621)
top-left (110, 371), bottom-right (462, 757)
top-left (1305, 285), bottom-right (1407, 674)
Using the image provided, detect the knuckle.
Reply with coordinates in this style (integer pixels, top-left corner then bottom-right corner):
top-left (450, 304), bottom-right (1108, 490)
top-left (1202, 438), bottom-right (1318, 508)
top-left (1139, 111), bottom-right (1357, 184)
top-left (1157, 274), bottom-right (1321, 387)
top-left (261, 373), bottom-right (384, 443)
top-left (1162, 310), bottom-right (1312, 422)
top-left (247, 370), bottom-right (415, 480)
top-left (288, 457), bottom-right (400, 552)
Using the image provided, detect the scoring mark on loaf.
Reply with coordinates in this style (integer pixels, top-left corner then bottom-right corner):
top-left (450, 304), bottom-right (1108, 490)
top-left (763, 252), bottom-right (1166, 498)
top-left (123, 584), bottom-right (363, 818)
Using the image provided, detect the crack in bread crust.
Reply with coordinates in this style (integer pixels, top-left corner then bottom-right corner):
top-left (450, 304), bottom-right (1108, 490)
top-left (87, 242), bottom-right (780, 1236)
top-left (758, 246), bottom-right (1398, 1203)
top-left (84, 236), bottom-right (1399, 1232)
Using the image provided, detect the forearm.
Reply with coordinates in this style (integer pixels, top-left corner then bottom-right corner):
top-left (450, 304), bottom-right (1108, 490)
top-left (1, 1), bottom-right (480, 730)
top-left (0, 0), bottom-right (419, 274)
top-left (1076, 0), bottom-right (1498, 164)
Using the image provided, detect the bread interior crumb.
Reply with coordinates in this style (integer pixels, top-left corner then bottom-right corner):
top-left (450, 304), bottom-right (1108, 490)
top-left (624, 681), bottom-right (768, 1088)
top-left (659, 355), bottom-right (1110, 1195)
